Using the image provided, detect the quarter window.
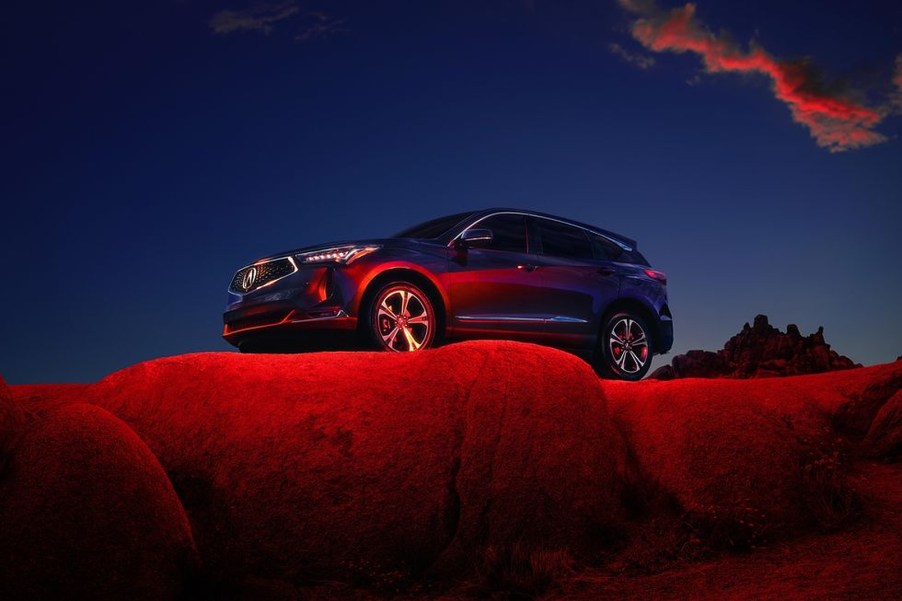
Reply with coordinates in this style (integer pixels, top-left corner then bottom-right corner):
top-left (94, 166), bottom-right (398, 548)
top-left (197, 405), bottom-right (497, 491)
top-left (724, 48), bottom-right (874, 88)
top-left (537, 219), bottom-right (593, 260)
top-left (590, 232), bottom-right (624, 261)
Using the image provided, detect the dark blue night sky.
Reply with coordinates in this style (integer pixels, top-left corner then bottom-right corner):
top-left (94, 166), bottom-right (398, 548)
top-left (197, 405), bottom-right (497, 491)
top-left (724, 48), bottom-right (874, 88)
top-left (3, 0), bottom-right (901, 383)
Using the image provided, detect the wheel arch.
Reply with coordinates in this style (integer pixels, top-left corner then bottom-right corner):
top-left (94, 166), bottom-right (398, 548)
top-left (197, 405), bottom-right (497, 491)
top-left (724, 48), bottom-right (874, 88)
top-left (599, 297), bottom-right (663, 354)
top-left (356, 267), bottom-right (448, 340)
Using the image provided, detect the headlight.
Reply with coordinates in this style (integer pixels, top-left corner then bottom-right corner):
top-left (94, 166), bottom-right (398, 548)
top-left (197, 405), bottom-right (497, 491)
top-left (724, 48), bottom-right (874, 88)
top-left (295, 245), bottom-right (381, 265)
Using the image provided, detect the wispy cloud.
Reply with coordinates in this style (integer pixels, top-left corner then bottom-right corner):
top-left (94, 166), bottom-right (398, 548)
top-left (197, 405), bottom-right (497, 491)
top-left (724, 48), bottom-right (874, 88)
top-left (295, 12), bottom-right (349, 43)
top-left (894, 55), bottom-right (902, 110)
top-left (616, 0), bottom-right (896, 152)
top-left (609, 42), bottom-right (656, 70)
top-left (210, 2), bottom-right (301, 35)
top-left (209, 3), bottom-right (347, 44)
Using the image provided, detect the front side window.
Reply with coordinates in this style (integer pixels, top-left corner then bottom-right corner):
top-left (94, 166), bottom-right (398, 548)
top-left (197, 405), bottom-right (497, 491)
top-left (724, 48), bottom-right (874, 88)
top-left (537, 219), bottom-right (593, 260)
top-left (473, 213), bottom-right (528, 253)
top-left (394, 211), bottom-right (475, 239)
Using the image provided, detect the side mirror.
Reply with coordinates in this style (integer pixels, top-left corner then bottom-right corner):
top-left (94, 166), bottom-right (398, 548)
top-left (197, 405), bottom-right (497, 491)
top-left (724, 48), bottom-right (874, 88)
top-left (459, 228), bottom-right (493, 247)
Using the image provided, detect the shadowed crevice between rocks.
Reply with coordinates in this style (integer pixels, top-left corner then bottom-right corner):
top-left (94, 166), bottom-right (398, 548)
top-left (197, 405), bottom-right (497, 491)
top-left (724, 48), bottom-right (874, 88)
top-left (834, 371), bottom-right (902, 440)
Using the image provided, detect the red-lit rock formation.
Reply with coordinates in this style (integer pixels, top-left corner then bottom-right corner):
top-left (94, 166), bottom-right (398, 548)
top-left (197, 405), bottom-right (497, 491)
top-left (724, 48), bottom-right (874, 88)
top-left (0, 401), bottom-right (198, 599)
top-left (0, 376), bottom-right (20, 471)
top-left (864, 390), bottom-right (902, 458)
top-left (86, 341), bottom-right (629, 586)
top-left (2, 341), bottom-right (900, 599)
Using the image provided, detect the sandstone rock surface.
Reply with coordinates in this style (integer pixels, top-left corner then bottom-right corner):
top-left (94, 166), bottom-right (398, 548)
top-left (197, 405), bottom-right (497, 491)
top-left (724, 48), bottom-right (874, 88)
top-left (87, 341), bottom-right (629, 585)
top-left (0, 403), bottom-right (198, 600)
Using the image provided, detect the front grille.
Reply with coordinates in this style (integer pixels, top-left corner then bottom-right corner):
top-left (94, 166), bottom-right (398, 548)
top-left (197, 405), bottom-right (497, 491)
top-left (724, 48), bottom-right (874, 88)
top-left (230, 257), bottom-right (297, 293)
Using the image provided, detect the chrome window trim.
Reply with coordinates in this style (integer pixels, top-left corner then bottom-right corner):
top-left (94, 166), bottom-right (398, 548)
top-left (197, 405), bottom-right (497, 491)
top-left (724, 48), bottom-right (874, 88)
top-left (448, 210), bottom-right (633, 252)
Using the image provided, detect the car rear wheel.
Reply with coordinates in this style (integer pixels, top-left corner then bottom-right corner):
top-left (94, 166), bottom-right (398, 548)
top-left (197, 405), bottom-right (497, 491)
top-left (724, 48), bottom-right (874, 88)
top-left (595, 311), bottom-right (652, 381)
top-left (367, 282), bottom-right (436, 352)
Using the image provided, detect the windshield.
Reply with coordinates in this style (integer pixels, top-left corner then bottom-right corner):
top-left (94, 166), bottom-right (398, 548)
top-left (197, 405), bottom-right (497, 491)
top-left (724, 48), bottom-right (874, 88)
top-left (392, 211), bottom-right (476, 239)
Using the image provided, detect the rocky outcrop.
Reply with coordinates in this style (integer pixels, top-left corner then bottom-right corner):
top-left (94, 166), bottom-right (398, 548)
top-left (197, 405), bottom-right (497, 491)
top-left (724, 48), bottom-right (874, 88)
top-left (650, 315), bottom-right (860, 379)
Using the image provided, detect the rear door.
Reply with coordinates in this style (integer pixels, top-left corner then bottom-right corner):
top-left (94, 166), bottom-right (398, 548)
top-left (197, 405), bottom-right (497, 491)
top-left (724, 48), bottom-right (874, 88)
top-left (530, 217), bottom-right (621, 345)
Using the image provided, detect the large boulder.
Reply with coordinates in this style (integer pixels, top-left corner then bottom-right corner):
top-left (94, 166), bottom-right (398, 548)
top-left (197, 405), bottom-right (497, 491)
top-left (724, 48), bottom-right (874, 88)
top-left (87, 341), bottom-right (629, 588)
top-left (604, 368), bottom-right (888, 549)
top-left (0, 403), bottom-right (198, 600)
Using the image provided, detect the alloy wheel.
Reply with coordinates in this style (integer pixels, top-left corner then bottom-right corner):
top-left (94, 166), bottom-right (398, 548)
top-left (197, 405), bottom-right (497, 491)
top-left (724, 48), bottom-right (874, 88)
top-left (372, 284), bottom-right (435, 352)
top-left (607, 316), bottom-right (649, 376)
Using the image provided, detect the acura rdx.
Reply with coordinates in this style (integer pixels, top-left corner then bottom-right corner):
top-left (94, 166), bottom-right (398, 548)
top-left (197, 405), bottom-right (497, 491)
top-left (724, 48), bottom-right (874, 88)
top-left (223, 209), bottom-right (673, 380)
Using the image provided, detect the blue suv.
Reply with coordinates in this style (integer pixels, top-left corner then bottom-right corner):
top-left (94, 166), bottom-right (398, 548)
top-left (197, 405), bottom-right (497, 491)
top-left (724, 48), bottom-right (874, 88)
top-left (224, 209), bottom-right (673, 380)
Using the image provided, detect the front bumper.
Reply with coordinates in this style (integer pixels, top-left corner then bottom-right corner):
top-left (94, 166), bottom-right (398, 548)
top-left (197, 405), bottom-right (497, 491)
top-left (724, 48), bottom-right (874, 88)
top-left (222, 265), bottom-right (358, 348)
top-left (223, 304), bottom-right (356, 344)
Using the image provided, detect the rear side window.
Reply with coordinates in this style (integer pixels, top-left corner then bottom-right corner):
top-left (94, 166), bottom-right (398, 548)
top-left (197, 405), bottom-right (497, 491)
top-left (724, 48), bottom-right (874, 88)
top-left (476, 214), bottom-right (528, 253)
top-left (590, 232), bottom-right (625, 261)
top-left (537, 218), bottom-right (593, 261)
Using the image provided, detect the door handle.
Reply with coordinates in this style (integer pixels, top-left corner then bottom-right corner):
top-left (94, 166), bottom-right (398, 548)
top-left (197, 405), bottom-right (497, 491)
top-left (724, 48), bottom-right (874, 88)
top-left (517, 264), bottom-right (538, 272)
top-left (597, 266), bottom-right (616, 276)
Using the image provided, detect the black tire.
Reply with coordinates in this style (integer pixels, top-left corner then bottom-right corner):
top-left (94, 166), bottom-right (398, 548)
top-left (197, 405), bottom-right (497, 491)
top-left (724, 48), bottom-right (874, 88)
top-left (594, 311), bottom-right (653, 381)
top-left (366, 281), bottom-right (437, 352)
top-left (238, 341), bottom-right (261, 354)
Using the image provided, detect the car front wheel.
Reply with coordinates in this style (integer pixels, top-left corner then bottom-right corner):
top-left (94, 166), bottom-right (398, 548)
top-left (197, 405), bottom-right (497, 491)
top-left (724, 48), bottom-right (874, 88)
top-left (367, 282), bottom-right (436, 352)
top-left (595, 312), bottom-right (652, 380)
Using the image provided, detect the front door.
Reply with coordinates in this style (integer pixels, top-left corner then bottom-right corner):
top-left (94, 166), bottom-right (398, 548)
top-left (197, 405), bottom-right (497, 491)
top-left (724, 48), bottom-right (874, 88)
top-left (446, 213), bottom-right (547, 337)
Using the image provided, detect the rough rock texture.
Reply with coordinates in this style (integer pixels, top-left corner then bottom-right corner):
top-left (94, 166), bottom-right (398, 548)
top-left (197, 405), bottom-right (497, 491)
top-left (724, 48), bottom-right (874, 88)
top-left (86, 341), bottom-right (629, 588)
top-left (3, 344), bottom-right (901, 599)
top-left (10, 383), bottom-right (92, 409)
top-left (608, 378), bottom-right (833, 548)
top-left (832, 370), bottom-right (902, 440)
top-left (864, 390), bottom-right (902, 458)
top-left (606, 362), bottom-right (901, 551)
top-left (0, 375), bottom-right (21, 473)
top-left (650, 315), bottom-right (860, 379)
top-left (0, 403), bottom-right (198, 600)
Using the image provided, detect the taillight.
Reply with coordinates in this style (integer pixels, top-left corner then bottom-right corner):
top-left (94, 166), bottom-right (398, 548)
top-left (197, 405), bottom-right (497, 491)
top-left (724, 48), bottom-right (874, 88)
top-left (644, 269), bottom-right (667, 284)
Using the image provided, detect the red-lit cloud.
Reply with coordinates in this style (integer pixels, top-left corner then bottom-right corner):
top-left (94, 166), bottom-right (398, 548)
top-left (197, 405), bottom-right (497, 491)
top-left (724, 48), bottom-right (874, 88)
top-left (617, 1), bottom-right (894, 152)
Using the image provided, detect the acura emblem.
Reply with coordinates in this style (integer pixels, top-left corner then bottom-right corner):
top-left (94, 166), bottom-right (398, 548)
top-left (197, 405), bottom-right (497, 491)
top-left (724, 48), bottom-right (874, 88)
top-left (242, 267), bottom-right (258, 291)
